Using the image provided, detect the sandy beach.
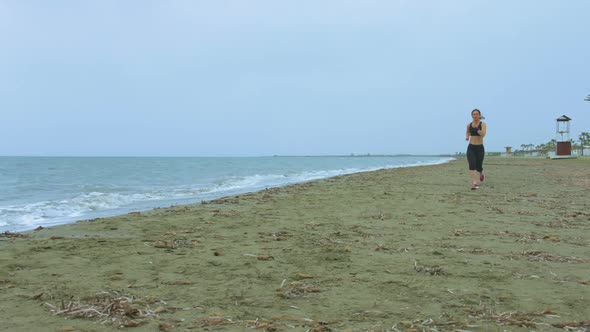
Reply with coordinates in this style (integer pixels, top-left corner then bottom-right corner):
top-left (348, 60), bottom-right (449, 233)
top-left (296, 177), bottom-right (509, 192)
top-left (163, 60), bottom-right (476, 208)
top-left (1, 156), bottom-right (589, 332)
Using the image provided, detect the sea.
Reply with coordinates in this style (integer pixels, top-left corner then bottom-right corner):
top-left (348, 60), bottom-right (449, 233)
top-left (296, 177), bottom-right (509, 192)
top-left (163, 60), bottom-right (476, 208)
top-left (0, 156), bottom-right (454, 233)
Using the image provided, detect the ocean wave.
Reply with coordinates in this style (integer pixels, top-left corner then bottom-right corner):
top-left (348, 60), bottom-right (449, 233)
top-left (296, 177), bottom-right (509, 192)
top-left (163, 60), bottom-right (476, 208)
top-left (207, 157), bottom-right (455, 193)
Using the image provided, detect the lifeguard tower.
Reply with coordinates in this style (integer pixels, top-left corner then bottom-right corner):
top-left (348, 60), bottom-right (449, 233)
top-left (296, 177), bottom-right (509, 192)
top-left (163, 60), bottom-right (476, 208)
top-left (553, 115), bottom-right (575, 159)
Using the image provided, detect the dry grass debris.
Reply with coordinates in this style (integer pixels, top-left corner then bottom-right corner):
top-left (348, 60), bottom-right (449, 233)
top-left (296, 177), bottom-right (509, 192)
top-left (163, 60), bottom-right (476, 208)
top-left (42, 292), bottom-right (162, 327)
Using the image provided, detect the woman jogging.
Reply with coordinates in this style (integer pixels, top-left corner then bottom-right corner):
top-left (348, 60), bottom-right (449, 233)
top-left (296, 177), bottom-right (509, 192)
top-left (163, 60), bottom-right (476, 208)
top-left (465, 109), bottom-right (486, 190)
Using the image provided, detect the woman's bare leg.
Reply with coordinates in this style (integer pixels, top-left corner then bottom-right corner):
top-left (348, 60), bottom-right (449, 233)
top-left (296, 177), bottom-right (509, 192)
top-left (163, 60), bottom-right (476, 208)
top-left (470, 170), bottom-right (479, 185)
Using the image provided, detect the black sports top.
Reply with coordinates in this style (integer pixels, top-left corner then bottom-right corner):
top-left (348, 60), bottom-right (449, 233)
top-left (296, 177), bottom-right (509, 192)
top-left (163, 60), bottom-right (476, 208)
top-left (470, 122), bottom-right (482, 136)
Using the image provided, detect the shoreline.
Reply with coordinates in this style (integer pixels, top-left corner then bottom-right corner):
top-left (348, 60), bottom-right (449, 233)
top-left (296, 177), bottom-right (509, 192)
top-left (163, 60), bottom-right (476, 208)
top-left (2, 156), bottom-right (455, 234)
top-left (1, 156), bottom-right (589, 331)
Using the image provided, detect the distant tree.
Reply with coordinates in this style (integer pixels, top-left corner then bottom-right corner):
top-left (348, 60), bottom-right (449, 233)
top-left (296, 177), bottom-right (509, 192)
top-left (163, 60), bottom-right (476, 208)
top-left (571, 139), bottom-right (582, 150)
top-left (579, 132), bottom-right (590, 146)
top-left (517, 143), bottom-right (535, 155)
top-left (520, 144), bottom-right (535, 152)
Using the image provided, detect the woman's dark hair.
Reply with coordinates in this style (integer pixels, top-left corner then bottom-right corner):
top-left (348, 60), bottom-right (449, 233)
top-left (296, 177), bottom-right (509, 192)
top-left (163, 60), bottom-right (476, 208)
top-left (471, 108), bottom-right (485, 120)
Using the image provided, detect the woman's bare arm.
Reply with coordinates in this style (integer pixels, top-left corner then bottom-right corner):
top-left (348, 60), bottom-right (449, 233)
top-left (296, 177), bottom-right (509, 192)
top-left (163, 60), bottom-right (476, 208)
top-left (478, 123), bottom-right (487, 137)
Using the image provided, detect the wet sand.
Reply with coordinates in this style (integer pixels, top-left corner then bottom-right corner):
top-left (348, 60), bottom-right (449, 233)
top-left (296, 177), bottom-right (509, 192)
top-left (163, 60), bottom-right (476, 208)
top-left (1, 157), bottom-right (589, 331)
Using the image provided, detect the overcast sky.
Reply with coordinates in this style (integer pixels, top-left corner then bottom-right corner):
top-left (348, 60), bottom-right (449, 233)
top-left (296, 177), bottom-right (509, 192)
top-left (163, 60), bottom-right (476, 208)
top-left (1, 0), bottom-right (589, 156)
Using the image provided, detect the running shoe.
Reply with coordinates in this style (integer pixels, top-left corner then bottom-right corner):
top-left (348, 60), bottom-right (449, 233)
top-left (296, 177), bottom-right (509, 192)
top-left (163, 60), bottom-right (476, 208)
top-left (471, 183), bottom-right (479, 190)
top-left (480, 173), bottom-right (485, 182)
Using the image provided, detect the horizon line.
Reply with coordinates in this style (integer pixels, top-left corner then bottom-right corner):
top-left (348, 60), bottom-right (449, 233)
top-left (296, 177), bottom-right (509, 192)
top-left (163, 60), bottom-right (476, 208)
top-left (0, 153), bottom-right (457, 158)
